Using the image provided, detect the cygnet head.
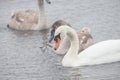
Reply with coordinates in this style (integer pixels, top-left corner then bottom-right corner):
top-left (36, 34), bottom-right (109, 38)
top-left (38, 0), bottom-right (51, 5)
top-left (80, 27), bottom-right (91, 34)
top-left (45, 0), bottom-right (51, 4)
top-left (49, 20), bottom-right (71, 42)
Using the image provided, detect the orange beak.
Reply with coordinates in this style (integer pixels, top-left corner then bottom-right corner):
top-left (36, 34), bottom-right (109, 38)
top-left (54, 38), bottom-right (61, 50)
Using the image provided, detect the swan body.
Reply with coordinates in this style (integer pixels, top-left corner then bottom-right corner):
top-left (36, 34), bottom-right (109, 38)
top-left (54, 25), bottom-right (120, 67)
top-left (49, 20), bottom-right (93, 54)
top-left (7, 0), bottom-right (51, 30)
top-left (8, 10), bottom-right (39, 30)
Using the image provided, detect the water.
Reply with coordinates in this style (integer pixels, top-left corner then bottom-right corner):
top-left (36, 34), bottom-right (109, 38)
top-left (0, 0), bottom-right (120, 80)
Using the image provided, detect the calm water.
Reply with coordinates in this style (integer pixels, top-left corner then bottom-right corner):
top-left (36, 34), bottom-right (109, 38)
top-left (0, 0), bottom-right (120, 80)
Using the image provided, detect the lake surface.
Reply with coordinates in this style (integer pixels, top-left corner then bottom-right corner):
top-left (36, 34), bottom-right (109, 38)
top-left (0, 0), bottom-right (120, 80)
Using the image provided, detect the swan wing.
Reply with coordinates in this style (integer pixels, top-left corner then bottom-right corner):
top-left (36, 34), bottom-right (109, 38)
top-left (78, 40), bottom-right (120, 66)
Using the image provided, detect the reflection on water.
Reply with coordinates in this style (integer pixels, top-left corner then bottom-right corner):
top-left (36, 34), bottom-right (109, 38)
top-left (69, 68), bottom-right (81, 80)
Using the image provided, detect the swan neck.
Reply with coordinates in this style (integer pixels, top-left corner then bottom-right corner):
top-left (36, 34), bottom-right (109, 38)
top-left (66, 27), bottom-right (79, 56)
top-left (38, 0), bottom-right (44, 10)
top-left (38, 0), bottom-right (47, 26)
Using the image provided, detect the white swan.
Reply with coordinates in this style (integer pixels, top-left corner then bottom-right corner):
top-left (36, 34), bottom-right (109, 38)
top-left (49, 20), bottom-right (93, 54)
top-left (7, 0), bottom-right (51, 30)
top-left (54, 25), bottom-right (120, 67)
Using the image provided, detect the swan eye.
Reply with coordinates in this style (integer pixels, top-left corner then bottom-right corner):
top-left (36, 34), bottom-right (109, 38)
top-left (54, 33), bottom-right (61, 42)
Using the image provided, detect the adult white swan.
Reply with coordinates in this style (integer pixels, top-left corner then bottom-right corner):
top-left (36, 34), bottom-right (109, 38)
top-left (49, 20), bottom-right (93, 54)
top-left (54, 25), bottom-right (120, 67)
top-left (7, 0), bottom-right (51, 30)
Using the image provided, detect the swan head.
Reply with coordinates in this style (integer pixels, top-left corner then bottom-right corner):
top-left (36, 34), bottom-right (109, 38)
top-left (54, 25), bottom-right (68, 50)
